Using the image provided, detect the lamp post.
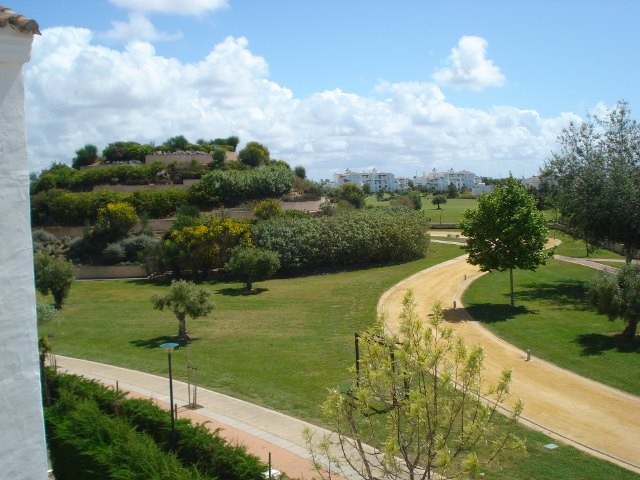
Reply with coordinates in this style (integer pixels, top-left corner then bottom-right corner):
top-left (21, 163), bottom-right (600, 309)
top-left (160, 342), bottom-right (179, 451)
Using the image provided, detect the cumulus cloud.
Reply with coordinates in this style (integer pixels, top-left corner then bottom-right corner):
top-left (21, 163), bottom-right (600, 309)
top-left (433, 35), bottom-right (506, 91)
top-left (24, 27), bottom-right (577, 180)
top-left (102, 13), bottom-right (182, 42)
top-left (109, 0), bottom-right (228, 15)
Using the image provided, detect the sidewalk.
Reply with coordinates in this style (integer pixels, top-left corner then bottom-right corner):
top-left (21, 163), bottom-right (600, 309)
top-left (54, 356), bottom-right (360, 480)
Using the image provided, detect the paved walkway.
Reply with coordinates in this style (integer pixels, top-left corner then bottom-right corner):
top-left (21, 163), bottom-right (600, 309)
top-left (377, 254), bottom-right (640, 474)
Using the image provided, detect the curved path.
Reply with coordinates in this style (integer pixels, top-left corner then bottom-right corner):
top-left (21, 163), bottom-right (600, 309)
top-left (377, 251), bottom-right (640, 473)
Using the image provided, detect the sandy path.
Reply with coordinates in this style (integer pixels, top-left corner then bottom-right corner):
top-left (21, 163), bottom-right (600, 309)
top-left (377, 253), bottom-right (640, 474)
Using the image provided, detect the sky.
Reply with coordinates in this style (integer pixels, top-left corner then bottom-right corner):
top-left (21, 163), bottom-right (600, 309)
top-left (19, 1), bottom-right (640, 181)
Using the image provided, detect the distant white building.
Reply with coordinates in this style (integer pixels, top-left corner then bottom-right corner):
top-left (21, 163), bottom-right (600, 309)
top-left (413, 168), bottom-right (480, 192)
top-left (333, 169), bottom-right (408, 192)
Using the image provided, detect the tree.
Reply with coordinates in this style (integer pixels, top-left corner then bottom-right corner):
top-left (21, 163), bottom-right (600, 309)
top-left (334, 183), bottom-right (365, 209)
top-left (72, 144), bottom-right (99, 169)
top-left (294, 165), bottom-right (307, 179)
top-left (151, 279), bottom-right (215, 341)
top-left (93, 201), bottom-right (138, 244)
top-left (225, 247), bottom-right (280, 291)
top-left (253, 199), bottom-right (283, 220)
top-left (432, 194), bottom-right (447, 209)
top-left (544, 101), bottom-right (640, 263)
top-left (447, 182), bottom-right (459, 199)
top-left (34, 252), bottom-right (75, 309)
top-left (460, 176), bottom-right (551, 307)
top-left (162, 135), bottom-right (190, 151)
top-left (312, 291), bottom-right (524, 480)
top-left (587, 264), bottom-right (640, 340)
top-left (238, 141), bottom-right (270, 168)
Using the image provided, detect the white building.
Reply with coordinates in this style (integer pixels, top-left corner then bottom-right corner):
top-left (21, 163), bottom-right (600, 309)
top-left (0, 7), bottom-right (49, 479)
top-left (413, 168), bottom-right (479, 192)
top-left (333, 168), bottom-right (408, 192)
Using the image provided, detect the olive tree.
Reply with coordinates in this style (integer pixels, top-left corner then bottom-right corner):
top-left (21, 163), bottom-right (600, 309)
top-left (34, 252), bottom-right (75, 309)
top-left (310, 291), bottom-right (524, 480)
top-left (460, 176), bottom-right (551, 307)
top-left (151, 280), bottom-right (215, 341)
top-left (588, 264), bottom-right (640, 339)
top-left (225, 247), bottom-right (280, 291)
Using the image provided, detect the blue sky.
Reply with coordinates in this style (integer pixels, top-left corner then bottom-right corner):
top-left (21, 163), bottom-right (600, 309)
top-left (20, 1), bottom-right (640, 180)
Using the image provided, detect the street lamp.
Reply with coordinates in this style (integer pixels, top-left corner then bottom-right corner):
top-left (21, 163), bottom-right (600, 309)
top-left (160, 342), bottom-right (179, 451)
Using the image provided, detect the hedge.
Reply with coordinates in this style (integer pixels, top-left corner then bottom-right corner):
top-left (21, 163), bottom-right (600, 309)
top-left (45, 370), bottom-right (266, 480)
top-left (253, 206), bottom-right (430, 273)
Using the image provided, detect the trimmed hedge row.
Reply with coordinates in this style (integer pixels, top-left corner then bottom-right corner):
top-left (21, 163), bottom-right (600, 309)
top-left (45, 370), bottom-right (266, 480)
top-left (253, 206), bottom-right (430, 273)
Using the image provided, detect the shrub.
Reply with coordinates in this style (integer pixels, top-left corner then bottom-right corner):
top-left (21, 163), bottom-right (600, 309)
top-left (253, 207), bottom-right (430, 273)
top-left (225, 247), bottom-right (280, 290)
top-left (253, 199), bottom-right (283, 220)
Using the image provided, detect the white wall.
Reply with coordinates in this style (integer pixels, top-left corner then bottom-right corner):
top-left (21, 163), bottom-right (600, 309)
top-left (0, 27), bottom-right (49, 480)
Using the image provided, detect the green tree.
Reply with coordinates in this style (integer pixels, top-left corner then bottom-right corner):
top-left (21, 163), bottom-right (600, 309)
top-left (162, 135), bottom-right (190, 151)
top-left (432, 194), bottom-right (447, 209)
top-left (238, 141), bottom-right (270, 168)
top-left (544, 101), bottom-right (640, 263)
top-left (447, 182), bottom-right (459, 198)
top-left (334, 183), bottom-right (365, 209)
top-left (72, 144), bottom-right (99, 169)
top-left (460, 176), bottom-right (551, 307)
top-left (34, 252), bottom-right (75, 309)
top-left (225, 247), bottom-right (280, 291)
top-left (588, 264), bottom-right (640, 339)
top-left (312, 291), bottom-right (524, 480)
top-left (93, 201), bottom-right (139, 244)
top-left (151, 279), bottom-right (215, 341)
top-left (294, 165), bottom-right (306, 179)
top-left (253, 199), bottom-right (283, 220)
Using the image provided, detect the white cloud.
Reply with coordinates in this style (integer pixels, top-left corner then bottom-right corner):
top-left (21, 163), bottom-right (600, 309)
top-left (109, 0), bottom-right (228, 15)
top-left (25, 27), bottom-right (576, 181)
top-left (102, 13), bottom-right (182, 42)
top-left (433, 36), bottom-right (506, 91)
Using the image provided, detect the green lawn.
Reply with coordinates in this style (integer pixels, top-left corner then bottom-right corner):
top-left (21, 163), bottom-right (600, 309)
top-left (365, 194), bottom-right (478, 225)
top-left (43, 242), bottom-right (465, 424)
top-left (550, 229), bottom-right (626, 259)
top-left (41, 240), bottom-right (640, 479)
top-left (462, 258), bottom-right (640, 395)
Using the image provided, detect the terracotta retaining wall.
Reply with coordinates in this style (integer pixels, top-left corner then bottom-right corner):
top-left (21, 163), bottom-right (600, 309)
top-left (76, 265), bottom-right (147, 279)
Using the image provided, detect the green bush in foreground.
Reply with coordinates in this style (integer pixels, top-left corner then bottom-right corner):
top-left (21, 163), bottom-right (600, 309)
top-left (45, 370), bottom-right (265, 480)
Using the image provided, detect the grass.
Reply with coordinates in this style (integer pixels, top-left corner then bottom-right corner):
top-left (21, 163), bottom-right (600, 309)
top-left (42, 242), bottom-right (465, 424)
top-left (365, 194), bottom-right (478, 225)
top-left (41, 240), bottom-right (640, 478)
top-left (549, 229), bottom-right (626, 259)
top-left (462, 258), bottom-right (640, 395)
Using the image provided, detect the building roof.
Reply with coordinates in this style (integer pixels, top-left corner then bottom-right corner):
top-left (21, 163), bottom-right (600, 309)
top-left (0, 6), bottom-right (40, 35)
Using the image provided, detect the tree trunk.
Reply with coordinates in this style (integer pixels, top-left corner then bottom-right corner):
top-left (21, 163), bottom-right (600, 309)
top-left (245, 280), bottom-right (253, 291)
top-left (624, 244), bottom-right (634, 265)
top-left (177, 313), bottom-right (188, 341)
top-left (621, 317), bottom-right (638, 340)
top-left (509, 268), bottom-right (515, 307)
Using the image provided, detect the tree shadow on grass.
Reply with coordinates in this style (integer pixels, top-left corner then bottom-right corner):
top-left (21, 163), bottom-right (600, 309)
top-left (515, 280), bottom-right (589, 310)
top-left (464, 303), bottom-right (534, 324)
top-left (129, 336), bottom-right (200, 349)
top-left (574, 333), bottom-right (640, 356)
top-left (215, 287), bottom-right (268, 297)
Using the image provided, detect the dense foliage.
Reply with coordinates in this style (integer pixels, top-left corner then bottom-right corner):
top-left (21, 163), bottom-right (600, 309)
top-left (253, 206), bottom-right (430, 273)
top-left (45, 370), bottom-right (265, 480)
top-left (588, 264), bottom-right (640, 339)
top-left (225, 247), bottom-right (281, 290)
top-left (544, 101), bottom-right (640, 262)
top-left (460, 176), bottom-right (551, 306)
top-left (188, 166), bottom-right (295, 208)
top-left (34, 251), bottom-right (75, 309)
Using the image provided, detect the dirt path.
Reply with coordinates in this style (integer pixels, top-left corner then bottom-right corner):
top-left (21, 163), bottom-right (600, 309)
top-left (377, 253), bottom-right (640, 474)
